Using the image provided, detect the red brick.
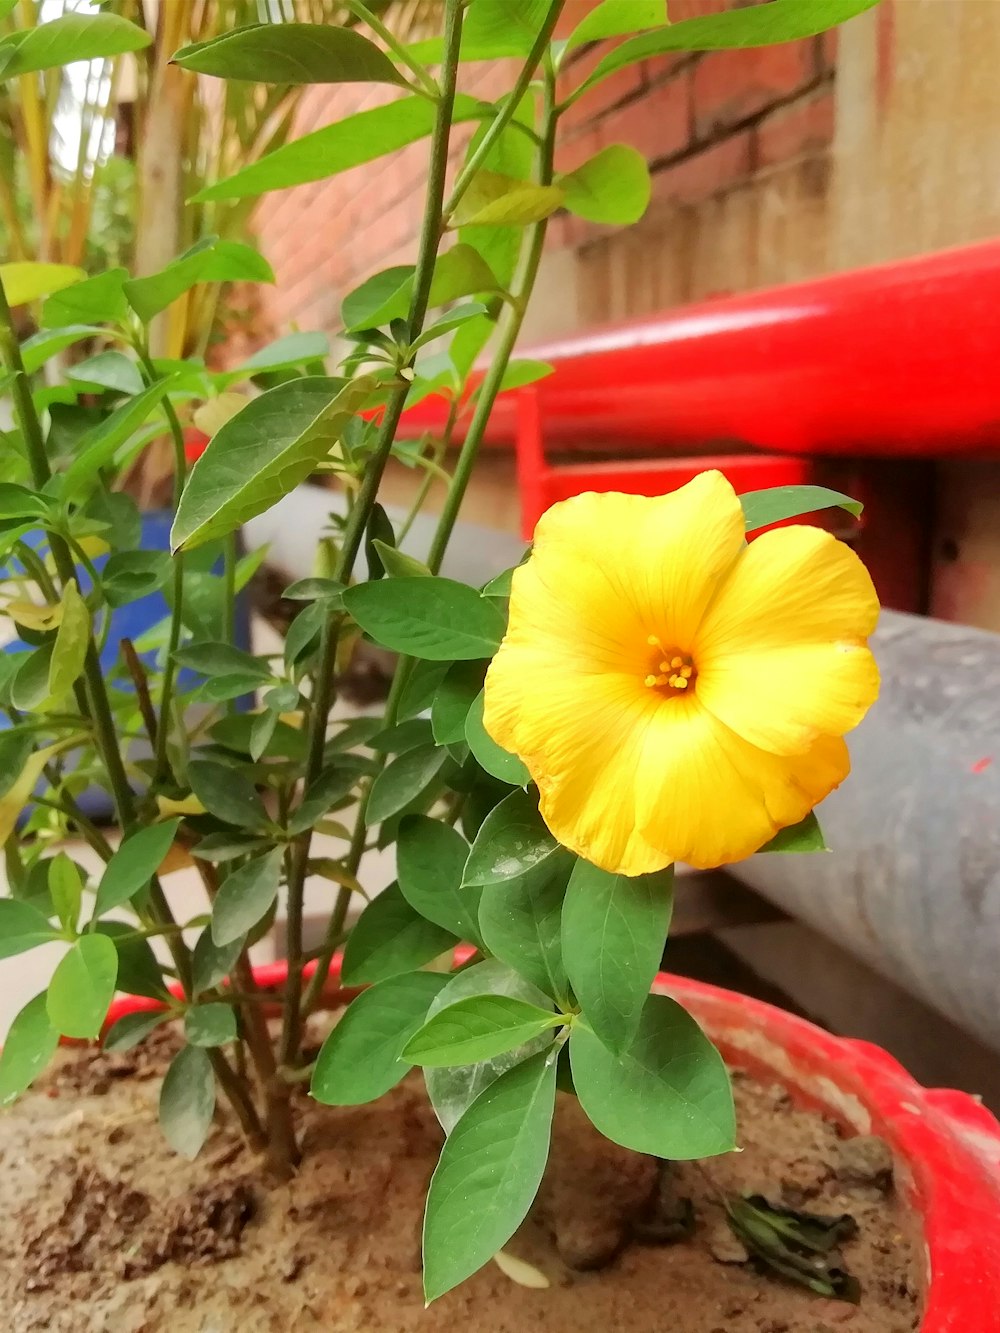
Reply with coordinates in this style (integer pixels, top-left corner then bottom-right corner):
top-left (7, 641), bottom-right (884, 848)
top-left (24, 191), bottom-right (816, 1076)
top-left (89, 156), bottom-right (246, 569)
top-left (755, 89), bottom-right (834, 168)
top-left (650, 130), bottom-right (753, 205)
top-left (598, 72), bottom-right (691, 165)
top-left (554, 0), bottom-right (601, 39)
top-left (692, 42), bottom-right (814, 139)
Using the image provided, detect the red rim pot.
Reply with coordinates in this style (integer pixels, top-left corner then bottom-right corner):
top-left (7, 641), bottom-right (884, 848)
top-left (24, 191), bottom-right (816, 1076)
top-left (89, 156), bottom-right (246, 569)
top-left (102, 960), bottom-right (1000, 1331)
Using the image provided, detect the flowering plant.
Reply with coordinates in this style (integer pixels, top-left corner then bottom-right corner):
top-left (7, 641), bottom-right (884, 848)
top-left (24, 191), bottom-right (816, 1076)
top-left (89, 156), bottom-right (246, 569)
top-left (0, 0), bottom-right (878, 1304)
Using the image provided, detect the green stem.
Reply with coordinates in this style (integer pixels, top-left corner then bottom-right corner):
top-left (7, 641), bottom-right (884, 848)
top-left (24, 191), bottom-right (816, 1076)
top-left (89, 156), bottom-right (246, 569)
top-left (305, 50), bottom-right (562, 1012)
top-left (279, 0), bottom-right (467, 1070)
top-left (222, 532), bottom-right (237, 646)
top-left (443, 0), bottom-right (565, 220)
top-left (136, 344), bottom-right (187, 786)
top-left (0, 287), bottom-right (262, 1149)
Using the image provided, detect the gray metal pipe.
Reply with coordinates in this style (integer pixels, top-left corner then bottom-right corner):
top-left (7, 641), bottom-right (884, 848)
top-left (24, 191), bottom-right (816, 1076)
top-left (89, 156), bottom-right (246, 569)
top-left (728, 609), bottom-right (1000, 1054)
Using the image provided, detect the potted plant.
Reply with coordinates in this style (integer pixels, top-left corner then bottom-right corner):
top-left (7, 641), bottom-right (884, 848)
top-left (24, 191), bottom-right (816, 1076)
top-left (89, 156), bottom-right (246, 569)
top-left (1, 0), bottom-right (997, 1328)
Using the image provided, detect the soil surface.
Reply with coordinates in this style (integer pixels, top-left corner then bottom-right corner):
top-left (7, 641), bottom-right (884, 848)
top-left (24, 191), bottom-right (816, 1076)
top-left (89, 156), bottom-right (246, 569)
top-left (0, 1022), bottom-right (922, 1333)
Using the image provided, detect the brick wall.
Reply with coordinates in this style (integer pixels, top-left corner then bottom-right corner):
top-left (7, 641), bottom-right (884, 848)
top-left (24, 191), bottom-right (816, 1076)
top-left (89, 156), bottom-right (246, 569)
top-left (253, 1), bottom-right (834, 341)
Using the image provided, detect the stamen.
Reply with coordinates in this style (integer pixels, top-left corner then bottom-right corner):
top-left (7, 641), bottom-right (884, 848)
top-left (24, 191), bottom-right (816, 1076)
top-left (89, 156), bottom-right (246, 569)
top-left (659, 660), bottom-right (671, 673)
top-left (644, 674), bottom-right (658, 688)
top-left (670, 656), bottom-right (683, 669)
top-left (680, 666), bottom-right (693, 679)
top-left (675, 678), bottom-right (689, 690)
top-left (647, 634), bottom-right (662, 648)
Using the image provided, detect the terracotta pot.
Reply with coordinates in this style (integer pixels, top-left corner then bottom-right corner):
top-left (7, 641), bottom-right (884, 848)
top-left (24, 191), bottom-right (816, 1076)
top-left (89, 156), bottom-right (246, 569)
top-left (102, 960), bottom-right (1000, 1330)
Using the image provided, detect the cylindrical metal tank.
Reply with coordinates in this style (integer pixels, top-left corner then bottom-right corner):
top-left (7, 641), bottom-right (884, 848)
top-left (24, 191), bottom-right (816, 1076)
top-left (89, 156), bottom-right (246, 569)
top-left (728, 609), bottom-right (1000, 1053)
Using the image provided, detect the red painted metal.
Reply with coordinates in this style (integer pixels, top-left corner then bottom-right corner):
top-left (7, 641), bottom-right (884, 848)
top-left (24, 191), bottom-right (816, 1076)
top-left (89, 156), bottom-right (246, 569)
top-left (400, 238), bottom-right (1000, 459)
top-left (100, 960), bottom-right (1000, 1329)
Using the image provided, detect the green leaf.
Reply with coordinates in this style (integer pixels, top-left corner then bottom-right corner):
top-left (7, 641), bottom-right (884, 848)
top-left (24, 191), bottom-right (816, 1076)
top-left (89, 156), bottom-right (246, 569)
top-left (94, 820), bottom-right (180, 917)
top-left (759, 811), bottom-right (828, 854)
top-left (282, 576), bottom-right (345, 603)
top-left (557, 144), bottom-right (651, 225)
top-left (46, 934), bottom-right (119, 1040)
top-left (311, 971), bottom-right (452, 1106)
top-left (94, 922), bottom-right (167, 1000)
top-left (171, 376), bottom-right (371, 551)
top-left (173, 23), bottom-right (405, 86)
top-left (565, 0), bottom-right (667, 50)
top-left (61, 379), bottom-right (176, 501)
top-left (0, 483), bottom-right (48, 521)
top-left (211, 849), bottom-right (283, 948)
top-left (422, 1047), bottom-right (558, 1303)
top-left (371, 539), bottom-right (431, 580)
top-left (465, 691), bottom-right (529, 786)
top-left (462, 788), bottom-right (561, 887)
top-left (187, 759), bottom-right (269, 830)
top-left (397, 815), bottom-right (482, 945)
top-left (0, 743), bottom-right (60, 846)
top-left (342, 266), bottom-right (414, 330)
top-left (0, 261), bottom-right (84, 306)
top-left (0, 993), bottom-right (59, 1106)
top-left (367, 744), bottom-right (449, 825)
top-left (478, 855), bottom-right (572, 1003)
top-left (287, 766), bottom-right (359, 836)
top-left (193, 93), bottom-right (484, 204)
top-left (486, 360), bottom-right (553, 396)
top-left (20, 324), bottom-right (105, 375)
top-left (562, 860), bottom-right (673, 1054)
top-left (0, 13), bottom-right (150, 78)
top-left (48, 579), bottom-right (90, 700)
top-left (452, 170), bottom-right (564, 227)
top-left (0, 898), bottom-right (57, 960)
top-left (123, 237), bottom-right (272, 323)
top-left (47, 854), bottom-right (82, 935)
top-left (226, 330), bottom-right (330, 380)
top-left (185, 1002), bottom-right (237, 1048)
top-left (364, 502), bottom-right (395, 580)
top-left (396, 658), bottom-right (449, 722)
top-left (405, 995), bottom-right (560, 1067)
top-left (341, 882), bottom-right (457, 986)
top-left (41, 268), bottom-right (128, 327)
top-left (344, 575), bottom-right (504, 660)
top-left (68, 351), bottom-right (144, 396)
top-left (422, 960), bottom-right (554, 1132)
top-left (159, 1044), bottom-right (216, 1159)
top-left (570, 993), bottom-right (735, 1159)
top-left (411, 302), bottom-right (490, 351)
top-left (173, 641), bottom-right (272, 681)
top-left (192, 926), bottom-right (244, 993)
top-left (575, 0), bottom-right (878, 98)
top-left (369, 718), bottom-right (433, 755)
top-left (103, 1009), bottom-right (170, 1054)
top-left (431, 660), bottom-right (485, 744)
top-left (0, 731), bottom-right (34, 799)
top-left (11, 646), bottom-right (54, 712)
top-left (740, 484), bottom-right (863, 531)
top-left (102, 550), bottom-right (170, 607)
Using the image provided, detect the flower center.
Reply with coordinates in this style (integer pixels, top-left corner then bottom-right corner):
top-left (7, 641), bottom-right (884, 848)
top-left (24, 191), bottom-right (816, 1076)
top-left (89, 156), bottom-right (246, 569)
top-left (643, 635), bottom-right (696, 694)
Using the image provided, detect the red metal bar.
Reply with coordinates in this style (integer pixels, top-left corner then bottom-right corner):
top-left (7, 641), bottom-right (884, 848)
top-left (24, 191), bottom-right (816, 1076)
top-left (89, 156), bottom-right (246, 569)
top-left (400, 238), bottom-right (1000, 459)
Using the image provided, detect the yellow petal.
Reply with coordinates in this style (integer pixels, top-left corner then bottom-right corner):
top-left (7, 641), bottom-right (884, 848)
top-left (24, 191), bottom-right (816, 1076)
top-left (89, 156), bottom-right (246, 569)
top-left (695, 526), bottom-right (880, 755)
top-left (635, 696), bottom-right (849, 870)
top-left (484, 650), bottom-right (668, 876)
top-left (525, 472), bottom-right (746, 661)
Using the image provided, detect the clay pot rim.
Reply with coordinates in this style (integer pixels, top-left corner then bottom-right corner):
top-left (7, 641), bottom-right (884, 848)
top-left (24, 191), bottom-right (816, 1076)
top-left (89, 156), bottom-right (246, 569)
top-left (102, 955), bottom-right (1000, 1331)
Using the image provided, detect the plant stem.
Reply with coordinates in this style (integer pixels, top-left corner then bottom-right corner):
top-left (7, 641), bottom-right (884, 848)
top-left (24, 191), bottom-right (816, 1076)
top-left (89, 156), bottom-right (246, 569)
top-left (0, 282), bottom-right (261, 1149)
top-left (304, 48), bottom-right (562, 1012)
top-left (136, 345), bottom-right (188, 785)
top-left (278, 0), bottom-right (466, 1076)
top-left (443, 0), bottom-right (565, 220)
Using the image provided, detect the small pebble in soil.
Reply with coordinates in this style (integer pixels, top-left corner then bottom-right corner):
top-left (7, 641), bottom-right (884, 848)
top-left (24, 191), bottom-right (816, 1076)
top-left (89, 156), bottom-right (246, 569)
top-left (706, 1220), bottom-right (751, 1265)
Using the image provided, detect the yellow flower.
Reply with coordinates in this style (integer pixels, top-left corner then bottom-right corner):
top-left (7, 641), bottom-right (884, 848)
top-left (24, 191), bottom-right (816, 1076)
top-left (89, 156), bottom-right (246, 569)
top-left (482, 472), bottom-right (879, 875)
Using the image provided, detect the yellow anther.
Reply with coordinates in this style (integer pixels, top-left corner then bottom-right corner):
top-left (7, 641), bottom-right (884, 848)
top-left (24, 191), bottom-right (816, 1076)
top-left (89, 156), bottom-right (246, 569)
top-left (671, 656), bottom-right (683, 669)
top-left (644, 674), bottom-right (658, 687)
top-left (647, 634), bottom-right (662, 648)
top-left (681, 665), bottom-right (693, 679)
top-left (675, 677), bottom-right (689, 690)
top-left (659, 660), bottom-right (671, 673)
